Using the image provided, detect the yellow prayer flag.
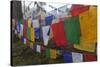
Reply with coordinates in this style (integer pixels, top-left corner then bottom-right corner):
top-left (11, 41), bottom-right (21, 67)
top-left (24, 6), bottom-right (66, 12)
top-left (30, 27), bottom-right (35, 42)
top-left (28, 18), bottom-right (31, 28)
top-left (29, 27), bottom-right (35, 48)
top-left (50, 49), bottom-right (57, 59)
top-left (74, 6), bottom-right (97, 52)
top-left (30, 42), bottom-right (33, 49)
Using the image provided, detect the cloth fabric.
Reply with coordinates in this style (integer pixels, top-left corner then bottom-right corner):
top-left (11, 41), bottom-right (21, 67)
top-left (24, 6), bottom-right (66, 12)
top-left (24, 38), bottom-right (26, 44)
top-left (50, 49), bottom-right (57, 59)
top-left (36, 45), bottom-right (41, 53)
top-left (64, 16), bottom-right (80, 44)
top-left (72, 52), bottom-right (83, 62)
top-left (26, 38), bottom-right (29, 47)
top-left (32, 19), bottom-right (40, 28)
top-left (45, 48), bottom-right (50, 58)
top-left (45, 15), bottom-right (53, 25)
top-left (42, 26), bottom-right (50, 46)
top-left (20, 24), bottom-right (23, 36)
top-left (29, 27), bottom-right (35, 49)
top-left (27, 27), bottom-right (31, 40)
top-left (51, 21), bottom-right (67, 47)
top-left (84, 54), bottom-right (97, 61)
top-left (23, 21), bottom-right (27, 38)
top-left (71, 5), bottom-right (89, 16)
top-left (27, 17), bottom-right (31, 28)
top-left (32, 19), bottom-right (41, 39)
top-left (30, 27), bottom-right (35, 42)
top-left (74, 6), bottom-right (97, 52)
top-left (63, 52), bottom-right (73, 63)
top-left (34, 28), bottom-right (40, 39)
top-left (30, 42), bottom-right (34, 49)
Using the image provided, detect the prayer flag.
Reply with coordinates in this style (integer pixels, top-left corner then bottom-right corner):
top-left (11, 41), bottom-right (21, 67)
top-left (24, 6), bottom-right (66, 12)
top-left (74, 6), bottom-right (97, 52)
top-left (63, 52), bottom-right (73, 63)
top-left (42, 26), bottom-right (50, 46)
top-left (51, 21), bottom-right (67, 47)
top-left (64, 16), bottom-right (80, 44)
top-left (72, 52), bottom-right (83, 62)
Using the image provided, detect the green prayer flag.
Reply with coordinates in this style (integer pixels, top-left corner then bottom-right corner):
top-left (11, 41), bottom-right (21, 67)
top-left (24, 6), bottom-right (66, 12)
top-left (64, 16), bottom-right (80, 44)
top-left (27, 27), bottom-right (31, 40)
top-left (45, 48), bottom-right (50, 58)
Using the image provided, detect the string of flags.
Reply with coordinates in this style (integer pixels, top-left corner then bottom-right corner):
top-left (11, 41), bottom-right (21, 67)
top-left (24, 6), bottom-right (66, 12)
top-left (13, 5), bottom-right (97, 63)
top-left (17, 34), bottom-right (97, 62)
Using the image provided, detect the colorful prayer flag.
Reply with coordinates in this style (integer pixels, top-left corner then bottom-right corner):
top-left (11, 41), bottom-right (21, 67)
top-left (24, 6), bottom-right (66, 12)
top-left (27, 27), bottom-right (31, 40)
top-left (32, 19), bottom-right (40, 28)
top-left (27, 17), bottom-right (31, 28)
top-left (20, 24), bottom-right (23, 36)
top-left (72, 52), bottom-right (83, 62)
top-left (36, 45), bottom-right (41, 53)
top-left (34, 28), bottom-right (40, 39)
top-left (30, 27), bottom-right (35, 42)
top-left (64, 16), bottom-right (80, 44)
top-left (24, 38), bottom-right (26, 44)
top-left (23, 21), bottom-right (27, 38)
top-left (42, 26), bottom-right (50, 46)
top-left (84, 54), bottom-right (97, 61)
top-left (45, 15), bottom-right (53, 25)
top-left (74, 6), bottom-right (97, 52)
top-left (63, 52), bottom-right (73, 63)
top-left (45, 48), bottom-right (50, 58)
top-left (30, 42), bottom-right (34, 49)
top-left (71, 4), bottom-right (89, 16)
top-left (50, 49), bottom-right (57, 59)
top-left (51, 21), bottom-right (67, 47)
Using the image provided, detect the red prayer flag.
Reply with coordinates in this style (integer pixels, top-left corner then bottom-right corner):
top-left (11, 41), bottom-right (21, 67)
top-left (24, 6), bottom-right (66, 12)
top-left (71, 4), bottom-right (89, 16)
top-left (84, 54), bottom-right (97, 61)
top-left (23, 20), bottom-right (27, 38)
top-left (51, 20), bottom-right (67, 47)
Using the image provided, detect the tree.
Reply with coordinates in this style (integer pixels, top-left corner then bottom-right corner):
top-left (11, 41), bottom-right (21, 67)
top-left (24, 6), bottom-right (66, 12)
top-left (11, 0), bottom-right (23, 21)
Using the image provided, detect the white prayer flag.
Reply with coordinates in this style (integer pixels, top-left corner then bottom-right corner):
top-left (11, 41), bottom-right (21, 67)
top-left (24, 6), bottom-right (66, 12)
top-left (36, 45), bottom-right (41, 53)
top-left (32, 19), bottom-right (40, 28)
top-left (42, 26), bottom-right (50, 46)
top-left (20, 24), bottom-right (23, 36)
top-left (24, 38), bottom-right (26, 44)
top-left (72, 52), bottom-right (83, 62)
